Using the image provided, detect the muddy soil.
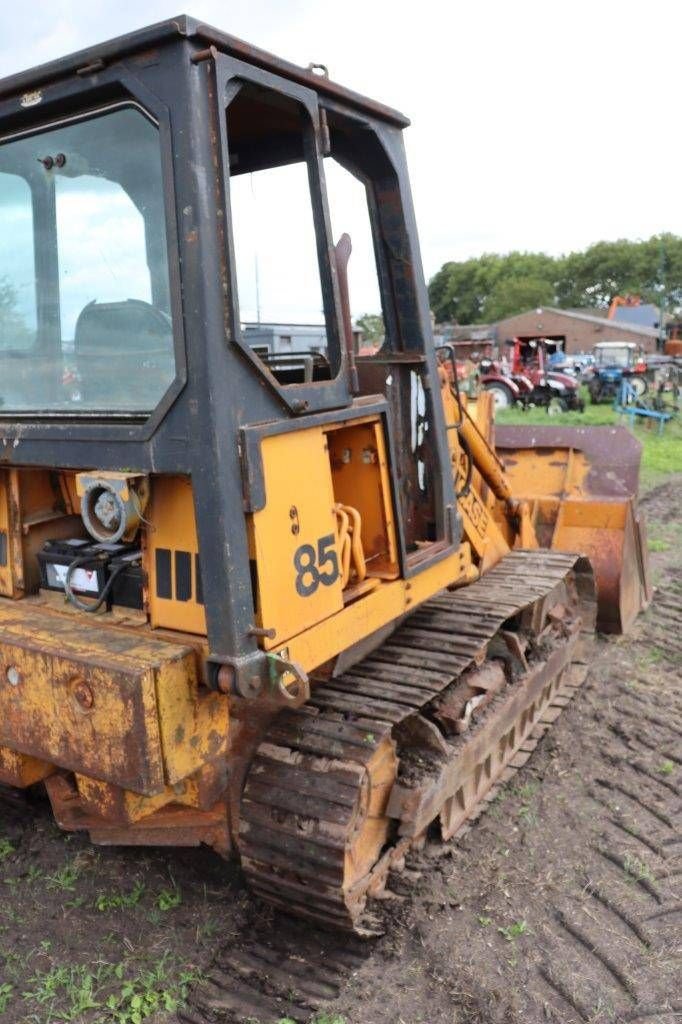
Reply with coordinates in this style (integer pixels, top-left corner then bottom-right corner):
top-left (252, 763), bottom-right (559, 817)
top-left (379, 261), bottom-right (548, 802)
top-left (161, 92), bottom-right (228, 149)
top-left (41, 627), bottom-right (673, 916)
top-left (1, 477), bottom-right (680, 1024)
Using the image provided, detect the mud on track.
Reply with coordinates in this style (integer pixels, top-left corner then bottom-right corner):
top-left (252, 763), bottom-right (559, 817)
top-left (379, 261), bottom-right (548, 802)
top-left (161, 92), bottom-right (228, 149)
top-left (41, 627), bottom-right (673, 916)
top-left (1, 477), bottom-right (681, 1024)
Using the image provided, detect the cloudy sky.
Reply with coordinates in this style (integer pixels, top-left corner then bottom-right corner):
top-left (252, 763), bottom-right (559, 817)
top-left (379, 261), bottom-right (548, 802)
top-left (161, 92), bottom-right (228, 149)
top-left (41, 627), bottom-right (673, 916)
top-left (1, 0), bottom-right (679, 321)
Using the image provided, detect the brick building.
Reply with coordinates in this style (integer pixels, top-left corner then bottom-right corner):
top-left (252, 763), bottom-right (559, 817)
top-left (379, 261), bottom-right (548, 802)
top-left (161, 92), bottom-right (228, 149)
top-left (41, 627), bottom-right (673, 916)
top-left (493, 307), bottom-right (659, 355)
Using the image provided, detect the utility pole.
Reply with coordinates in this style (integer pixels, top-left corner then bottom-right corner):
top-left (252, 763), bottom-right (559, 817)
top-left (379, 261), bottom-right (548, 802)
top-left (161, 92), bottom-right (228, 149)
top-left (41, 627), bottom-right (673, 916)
top-left (658, 235), bottom-right (666, 353)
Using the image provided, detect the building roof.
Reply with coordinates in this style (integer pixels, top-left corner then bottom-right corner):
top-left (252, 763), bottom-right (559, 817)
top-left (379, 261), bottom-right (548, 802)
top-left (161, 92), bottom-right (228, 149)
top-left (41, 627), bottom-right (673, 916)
top-left (0, 16), bottom-right (409, 128)
top-left (613, 303), bottom-right (660, 329)
top-left (499, 307), bottom-right (659, 339)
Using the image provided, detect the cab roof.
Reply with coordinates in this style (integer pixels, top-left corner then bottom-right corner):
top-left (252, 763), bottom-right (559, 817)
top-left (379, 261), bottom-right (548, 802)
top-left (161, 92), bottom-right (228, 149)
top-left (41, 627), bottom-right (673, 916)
top-left (0, 15), bottom-right (410, 129)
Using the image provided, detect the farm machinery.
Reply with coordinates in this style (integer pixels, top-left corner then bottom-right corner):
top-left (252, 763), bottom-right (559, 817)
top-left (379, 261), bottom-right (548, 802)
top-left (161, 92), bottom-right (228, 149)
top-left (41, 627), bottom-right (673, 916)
top-left (480, 338), bottom-right (584, 412)
top-left (0, 17), bottom-right (651, 933)
top-left (586, 341), bottom-right (649, 404)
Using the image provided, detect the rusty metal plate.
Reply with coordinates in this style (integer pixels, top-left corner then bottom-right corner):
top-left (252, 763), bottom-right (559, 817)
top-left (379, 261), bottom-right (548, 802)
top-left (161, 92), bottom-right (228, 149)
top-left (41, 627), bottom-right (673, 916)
top-left (0, 602), bottom-right (224, 795)
top-left (495, 424), bottom-right (643, 499)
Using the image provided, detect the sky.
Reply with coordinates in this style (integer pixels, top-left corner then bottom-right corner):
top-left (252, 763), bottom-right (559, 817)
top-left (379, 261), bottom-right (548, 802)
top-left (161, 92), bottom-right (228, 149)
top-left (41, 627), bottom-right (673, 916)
top-left (0, 0), bottom-right (679, 321)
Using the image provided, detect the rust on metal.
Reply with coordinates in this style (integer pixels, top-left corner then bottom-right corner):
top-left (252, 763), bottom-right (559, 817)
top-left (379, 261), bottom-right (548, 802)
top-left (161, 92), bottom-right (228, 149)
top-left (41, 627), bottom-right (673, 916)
top-left (495, 424), bottom-right (652, 632)
top-left (0, 600), bottom-right (227, 797)
top-left (237, 550), bottom-right (595, 932)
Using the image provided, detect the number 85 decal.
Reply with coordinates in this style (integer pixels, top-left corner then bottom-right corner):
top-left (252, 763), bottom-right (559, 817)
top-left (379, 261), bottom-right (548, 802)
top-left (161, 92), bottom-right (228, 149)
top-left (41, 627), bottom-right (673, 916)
top-left (293, 534), bottom-right (339, 597)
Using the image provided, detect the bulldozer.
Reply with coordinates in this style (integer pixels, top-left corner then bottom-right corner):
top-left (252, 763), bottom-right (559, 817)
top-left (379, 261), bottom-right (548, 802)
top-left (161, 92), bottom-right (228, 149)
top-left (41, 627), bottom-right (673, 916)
top-left (0, 17), bottom-right (651, 935)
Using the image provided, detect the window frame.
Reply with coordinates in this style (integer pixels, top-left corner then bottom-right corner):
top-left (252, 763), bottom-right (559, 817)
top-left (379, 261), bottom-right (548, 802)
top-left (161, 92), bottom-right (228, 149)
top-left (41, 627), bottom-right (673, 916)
top-left (214, 55), bottom-right (352, 415)
top-left (0, 89), bottom-right (187, 435)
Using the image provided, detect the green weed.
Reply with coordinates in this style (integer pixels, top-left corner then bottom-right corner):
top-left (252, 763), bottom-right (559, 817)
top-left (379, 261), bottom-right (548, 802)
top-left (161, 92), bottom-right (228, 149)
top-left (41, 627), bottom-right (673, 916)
top-left (22, 963), bottom-right (101, 1019)
top-left (95, 881), bottom-right (145, 912)
top-left (45, 860), bottom-right (81, 891)
top-left (156, 887), bottom-right (182, 911)
top-left (658, 760), bottom-right (675, 775)
top-left (0, 982), bottom-right (13, 1013)
top-left (0, 838), bottom-right (14, 861)
top-left (514, 781), bottom-right (540, 801)
top-left (498, 920), bottom-right (529, 941)
top-left (518, 804), bottom-right (538, 826)
top-left (477, 915), bottom-right (492, 927)
top-left (623, 852), bottom-right (655, 883)
top-left (21, 955), bottom-right (198, 1024)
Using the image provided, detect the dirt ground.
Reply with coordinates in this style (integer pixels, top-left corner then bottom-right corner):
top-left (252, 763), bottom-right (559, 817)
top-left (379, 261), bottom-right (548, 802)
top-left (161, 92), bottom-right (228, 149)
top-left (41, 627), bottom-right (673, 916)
top-left (1, 477), bottom-right (680, 1024)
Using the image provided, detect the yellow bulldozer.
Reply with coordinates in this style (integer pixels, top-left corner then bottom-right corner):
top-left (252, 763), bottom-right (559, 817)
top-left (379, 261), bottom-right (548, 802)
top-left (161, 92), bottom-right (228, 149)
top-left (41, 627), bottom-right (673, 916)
top-left (0, 17), bottom-right (650, 934)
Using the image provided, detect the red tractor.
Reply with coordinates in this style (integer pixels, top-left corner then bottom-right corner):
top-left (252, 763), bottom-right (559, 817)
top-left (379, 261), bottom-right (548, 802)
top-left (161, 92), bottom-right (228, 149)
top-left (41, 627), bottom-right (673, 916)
top-left (481, 338), bottom-right (584, 413)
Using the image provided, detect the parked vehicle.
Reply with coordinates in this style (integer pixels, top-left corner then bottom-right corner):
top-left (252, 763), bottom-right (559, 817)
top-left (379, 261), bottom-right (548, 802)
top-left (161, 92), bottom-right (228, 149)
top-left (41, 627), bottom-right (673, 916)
top-left (586, 342), bottom-right (648, 404)
top-left (509, 339), bottom-right (584, 412)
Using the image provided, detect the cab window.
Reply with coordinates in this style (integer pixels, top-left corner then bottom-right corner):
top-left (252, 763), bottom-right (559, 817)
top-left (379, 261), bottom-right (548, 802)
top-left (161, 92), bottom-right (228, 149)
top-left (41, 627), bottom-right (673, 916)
top-left (226, 83), bottom-right (340, 386)
top-left (0, 105), bottom-right (176, 414)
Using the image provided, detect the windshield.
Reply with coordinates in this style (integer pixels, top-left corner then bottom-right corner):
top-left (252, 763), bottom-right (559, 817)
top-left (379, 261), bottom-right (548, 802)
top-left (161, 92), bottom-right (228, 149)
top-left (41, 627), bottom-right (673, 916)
top-left (594, 346), bottom-right (633, 367)
top-left (0, 105), bottom-right (176, 415)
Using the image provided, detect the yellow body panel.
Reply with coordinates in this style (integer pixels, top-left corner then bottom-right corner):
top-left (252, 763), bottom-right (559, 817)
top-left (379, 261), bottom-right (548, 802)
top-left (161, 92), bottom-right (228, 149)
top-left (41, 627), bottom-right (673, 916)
top-left (326, 419), bottom-right (399, 578)
top-left (147, 475), bottom-right (207, 635)
top-left (282, 543), bottom-right (476, 673)
top-left (253, 427), bottom-right (344, 647)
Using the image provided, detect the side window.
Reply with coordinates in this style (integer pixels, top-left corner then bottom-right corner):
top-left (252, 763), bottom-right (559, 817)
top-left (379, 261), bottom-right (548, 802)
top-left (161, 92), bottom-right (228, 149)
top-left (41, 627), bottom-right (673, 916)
top-left (0, 172), bottom-right (36, 352)
top-left (323, 157), bottom-right (382, 353)
top-left (323, 108), bottom-right (444, 552)
top-left (226, 83), bottom-right (338, 385)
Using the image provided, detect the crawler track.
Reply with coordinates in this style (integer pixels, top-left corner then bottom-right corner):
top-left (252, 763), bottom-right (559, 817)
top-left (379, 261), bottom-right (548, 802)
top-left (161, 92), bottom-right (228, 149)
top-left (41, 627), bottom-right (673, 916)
top-left (239, 550), bottom-right (596, 933)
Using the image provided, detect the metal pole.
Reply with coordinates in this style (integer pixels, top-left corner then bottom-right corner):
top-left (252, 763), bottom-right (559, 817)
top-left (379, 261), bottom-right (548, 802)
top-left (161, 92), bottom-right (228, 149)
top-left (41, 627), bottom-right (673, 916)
top-left (658, 235), bottom-right (666, 353)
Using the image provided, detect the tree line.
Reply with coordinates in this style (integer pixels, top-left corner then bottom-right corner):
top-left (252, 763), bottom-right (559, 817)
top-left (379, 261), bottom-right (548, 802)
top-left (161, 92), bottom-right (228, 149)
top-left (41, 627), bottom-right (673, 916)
top-left (427, 233), bottom-right (682, 325)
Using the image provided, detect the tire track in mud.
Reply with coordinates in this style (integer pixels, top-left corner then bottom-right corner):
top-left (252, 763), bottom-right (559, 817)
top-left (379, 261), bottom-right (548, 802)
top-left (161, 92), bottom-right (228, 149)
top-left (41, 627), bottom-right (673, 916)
top-left (528, 565), bottom-right (682, 1024)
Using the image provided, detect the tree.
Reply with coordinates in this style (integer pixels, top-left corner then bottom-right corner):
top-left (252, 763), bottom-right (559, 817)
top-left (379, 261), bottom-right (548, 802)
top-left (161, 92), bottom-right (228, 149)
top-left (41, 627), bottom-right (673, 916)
top-left (556, 234), bottom-right (682, 312)
top-left (355, 313), bottom-right (384, 346)
top-left (0, 278), bottom-right (32, 349)
top-left (481, 276), bottom-right (556, 322)
top-left (428, 251), bottom-right (559, 323)
top-left (428, 234), bottom-right (682, 324)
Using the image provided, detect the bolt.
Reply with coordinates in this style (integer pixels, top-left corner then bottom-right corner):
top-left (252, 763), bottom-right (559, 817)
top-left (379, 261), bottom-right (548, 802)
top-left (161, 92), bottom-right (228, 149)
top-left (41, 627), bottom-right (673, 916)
top-left (5, 665), bottom-right (21, 687)
top-left (216, 664), bottom-right (235, 694)
top-left (73, 680), bottom-right (94, 709)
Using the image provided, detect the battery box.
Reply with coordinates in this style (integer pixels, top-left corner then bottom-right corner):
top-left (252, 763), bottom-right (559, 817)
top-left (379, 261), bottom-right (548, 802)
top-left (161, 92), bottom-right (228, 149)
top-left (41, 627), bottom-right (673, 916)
top-left (38, 539), bottom-right (143, 610)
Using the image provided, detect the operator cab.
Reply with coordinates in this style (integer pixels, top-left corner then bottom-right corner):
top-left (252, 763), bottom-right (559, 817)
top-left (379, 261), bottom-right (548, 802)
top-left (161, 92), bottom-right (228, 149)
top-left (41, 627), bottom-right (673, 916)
top-left (0, 17), bottom-right (460, 696)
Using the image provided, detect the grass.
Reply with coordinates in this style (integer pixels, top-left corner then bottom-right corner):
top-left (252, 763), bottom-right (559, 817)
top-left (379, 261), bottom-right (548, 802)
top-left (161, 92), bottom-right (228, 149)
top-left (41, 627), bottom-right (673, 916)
top-left (95, 882), bottom-right (145, 913)
top-left (496, 389), bottom-right (682, 492)
top-left (623, 852), bottom-right (655, 884)
top-left (155, 886), bottom-right (182, 911)
top-left (0, 838), bottom-right (14, 861)
top-left (3, 951), bottom-right (198, 1024)
top-left (45, 860), bottom-right (82, 892)
top-left (0, 983), bottom-right (13, 1013)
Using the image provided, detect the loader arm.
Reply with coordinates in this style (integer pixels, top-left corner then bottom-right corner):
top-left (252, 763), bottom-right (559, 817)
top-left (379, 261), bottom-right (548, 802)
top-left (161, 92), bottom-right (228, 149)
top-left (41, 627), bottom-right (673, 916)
top-left (436, 353), bottom-right (651, 633)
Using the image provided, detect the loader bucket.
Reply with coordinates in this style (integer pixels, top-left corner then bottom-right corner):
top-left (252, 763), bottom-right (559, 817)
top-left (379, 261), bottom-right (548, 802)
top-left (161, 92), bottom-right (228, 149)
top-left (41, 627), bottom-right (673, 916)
top-left (495, 425), bottom-right (652, 633)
